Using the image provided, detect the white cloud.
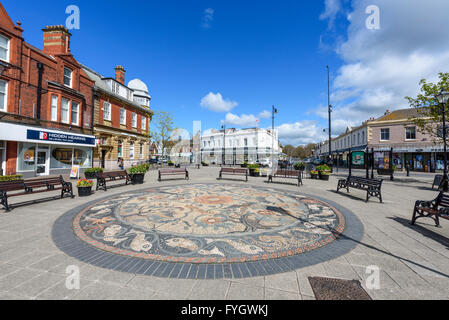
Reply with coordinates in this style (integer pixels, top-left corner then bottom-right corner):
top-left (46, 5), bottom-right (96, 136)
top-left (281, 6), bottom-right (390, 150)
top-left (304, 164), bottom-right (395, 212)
top-left (225, 113), bottom-right (259, 127)
top-left (320, 0), bottom-right (342, 29)
top-left (200, 92), bottom-right (238, 112)
top-left (202, 8), bottom-right (214, 29)
top-left (258, 110), bottom-right (271, 119)
top-left (276, 121), bottom-right (326, 146)
top-left (318, 0), bottom-right (449, 134)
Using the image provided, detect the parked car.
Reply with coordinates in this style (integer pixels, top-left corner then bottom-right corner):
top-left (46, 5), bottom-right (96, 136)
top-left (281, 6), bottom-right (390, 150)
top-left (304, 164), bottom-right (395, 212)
top-left (258, 159), bottom-right (272, 167)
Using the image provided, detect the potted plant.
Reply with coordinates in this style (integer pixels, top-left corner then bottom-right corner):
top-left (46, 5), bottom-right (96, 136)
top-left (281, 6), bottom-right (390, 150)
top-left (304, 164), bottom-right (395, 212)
top-left (168, 161), bottom-right (175, 167)
top-left (317, 165), bottom-right (331, 180)
top-left (84, 167), bottom-right (103, 179)
top-left (248, 164), bottom-right (260, 176)
top-left (241, 162), bottom-right (249, 168)
top-left (128, 164), bottom-right (147, 184)
top-left (310, 170), bottom-right (319, 179)
top-left (294, 162), bottom-right (305, 171)
top-left (201, 161), bottom-right (209, 167)
top-left (77, 179), bottom-right (93, 197)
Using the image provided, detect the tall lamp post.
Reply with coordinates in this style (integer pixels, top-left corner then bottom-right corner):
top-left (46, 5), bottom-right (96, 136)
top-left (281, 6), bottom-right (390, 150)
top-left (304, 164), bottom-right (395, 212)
top-left (272, 105), bottom-right (278, 169)
top-left (436, 90), bottom-right (449, 192)
top-left (221, 123), bottom-right (226, 166)
top-left (326, 66), bottom-right (332, 166)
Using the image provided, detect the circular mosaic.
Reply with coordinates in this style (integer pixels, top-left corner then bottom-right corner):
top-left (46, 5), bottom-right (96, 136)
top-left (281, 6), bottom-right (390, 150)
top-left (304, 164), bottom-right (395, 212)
top-left (72, 184), bottom-right (345, 264)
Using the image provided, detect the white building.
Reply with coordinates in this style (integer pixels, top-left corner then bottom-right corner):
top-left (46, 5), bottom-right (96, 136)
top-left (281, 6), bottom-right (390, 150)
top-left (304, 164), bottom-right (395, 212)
top-left (200, 128), bottom-right (281, 165)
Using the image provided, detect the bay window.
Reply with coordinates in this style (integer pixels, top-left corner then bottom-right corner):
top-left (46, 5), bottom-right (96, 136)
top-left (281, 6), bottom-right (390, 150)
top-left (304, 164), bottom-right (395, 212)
top-left (141, 117), bottom-right (146, 131)
top-left (0, 34), bottom-right (9, 62)
top-left (71, 102), bottom-right (79, 125)
top-left (120, 108), bottom-right (126, 125)
top-left (132, 112), bottom-right (137, 128)
top-left (103, 101), bottom-right (111, 121)
top-left (50, 95), bottom-right (58, 121)
top-left (61, 98), bottom-right (70, 123)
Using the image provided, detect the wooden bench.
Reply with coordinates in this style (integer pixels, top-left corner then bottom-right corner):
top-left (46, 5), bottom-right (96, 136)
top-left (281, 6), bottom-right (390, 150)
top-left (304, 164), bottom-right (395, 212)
top-left (411, 191), bottom-right (449, 227)
top-left (337, 176), bottom-right (383, 203)
top-left (268, 169), bottom-right (303, 186)
top-left (158, 168), bottom-right (189, 181)
top-left (218, 167), bottom-right (248, 181)
top-left (0, 176), bottom-right (73, 211)
top-left (96, 170), bottom-right (131, 191)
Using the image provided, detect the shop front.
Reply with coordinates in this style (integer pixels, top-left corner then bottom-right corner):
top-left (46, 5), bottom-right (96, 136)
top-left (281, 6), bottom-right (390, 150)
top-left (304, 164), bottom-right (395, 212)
top-left (1, 123), bottom-right (96, 178)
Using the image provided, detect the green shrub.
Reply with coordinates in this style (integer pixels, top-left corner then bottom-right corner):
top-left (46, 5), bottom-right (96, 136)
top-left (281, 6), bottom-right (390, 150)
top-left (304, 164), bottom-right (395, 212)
top-left (0, 175), bottom-right (23, 182)
top-left (128, 164), bottom-right (147, 174)
top-left (84, 167), bottom-right (104, 174)
top-left (168, 161), bottom-right (175, 166)
top-left (201, 161), bottom-right (209, 166)
top-left (316, 164), bottom-right (331, 173)
top-left (294, 162), bottom-right (305, 171)
top-left (248, 164), bottom-right (260, 169)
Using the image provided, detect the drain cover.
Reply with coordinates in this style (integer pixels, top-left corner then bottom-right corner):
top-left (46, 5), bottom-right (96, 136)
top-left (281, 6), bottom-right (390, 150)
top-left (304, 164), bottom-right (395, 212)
top-left (308, 277), bottom-right (372, 300)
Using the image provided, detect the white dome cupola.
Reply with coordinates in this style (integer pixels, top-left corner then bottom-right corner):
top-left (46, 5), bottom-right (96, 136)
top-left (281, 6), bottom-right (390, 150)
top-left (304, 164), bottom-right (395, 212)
top-left (128, 78), bottom-right (151, 108)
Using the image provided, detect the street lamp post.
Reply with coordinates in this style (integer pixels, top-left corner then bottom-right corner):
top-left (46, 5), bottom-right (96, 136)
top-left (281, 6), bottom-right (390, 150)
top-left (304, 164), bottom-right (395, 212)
top-left (436, 90), bottom-right (449, 192)
top-left (272, 105), bottom-right (278, 170)
top-left (326, 66), bottom-right (332, 167)
top-left (221, 123), bottom-right (226, 166)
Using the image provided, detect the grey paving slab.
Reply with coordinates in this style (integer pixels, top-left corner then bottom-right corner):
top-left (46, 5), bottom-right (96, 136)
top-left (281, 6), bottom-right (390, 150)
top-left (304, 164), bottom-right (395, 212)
top-left (264, 288), bottom-right (301, 300)
top-left (264, 272), bottom-right (300, 293)
top-left (9, 272), bottom-right (65, 298)
top-left (71, 282), bottom-right (122, 300)
top-left (0, 268), bottom-right (42, 292)
top-left (187, 279), bottom-right (230, 300)
top-left (226, 282), bottom-right (265, 300)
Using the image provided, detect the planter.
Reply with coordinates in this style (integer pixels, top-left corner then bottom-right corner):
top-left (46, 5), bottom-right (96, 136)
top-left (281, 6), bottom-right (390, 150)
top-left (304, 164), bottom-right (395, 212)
top-left (320, 174), bottom-right (330, 181)
top-left (84, 172), bottom-right (97, 179)
top-left (310, 173), bottom-right (318, 179)
top-left (77, 186), bottom-right (92, 197)
top-left (131, 173), bottom-right (145, 184)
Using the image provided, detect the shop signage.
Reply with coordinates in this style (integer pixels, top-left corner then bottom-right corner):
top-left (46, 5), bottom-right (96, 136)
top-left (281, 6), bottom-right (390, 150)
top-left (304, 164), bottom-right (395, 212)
top-left (27, 130), bottom-right (96, 146)
top-left (352, 151), bottom-right (365, 166)
top-left (70, 165), bottom-right (80, 179)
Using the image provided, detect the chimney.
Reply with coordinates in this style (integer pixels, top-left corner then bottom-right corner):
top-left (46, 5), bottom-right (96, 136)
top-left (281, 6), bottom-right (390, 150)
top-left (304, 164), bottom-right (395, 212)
top-left (42, 25), bottom-right (71, 55)
top-left (115, 66), bottom-right (126, 84)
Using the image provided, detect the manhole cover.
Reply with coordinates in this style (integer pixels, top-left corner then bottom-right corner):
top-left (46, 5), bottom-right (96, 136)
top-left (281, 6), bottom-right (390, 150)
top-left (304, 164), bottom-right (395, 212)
top-left (308, 277), bottom-right (372, 300)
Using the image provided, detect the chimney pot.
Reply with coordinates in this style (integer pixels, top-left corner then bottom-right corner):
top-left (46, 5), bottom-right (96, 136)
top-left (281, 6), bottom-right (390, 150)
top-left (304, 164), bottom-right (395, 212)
top-left (42, 25), bottom-right (72, 55)
top-left (115, 65), bottom-right (126, 85)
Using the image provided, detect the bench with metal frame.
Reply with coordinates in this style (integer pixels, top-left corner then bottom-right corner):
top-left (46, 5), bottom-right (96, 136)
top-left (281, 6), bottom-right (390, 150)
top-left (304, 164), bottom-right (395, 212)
top-left (96, 170), bottom-right (131, 191)
top-left (411, 191), bottom-right (449, 227)
top-left (268, 169), bottom-right (303, 186)
top-left (337, 175), bottom-right (383, 203)
top-left (218, 167), bottom-right (248, 182)
top-left (158, 168), bottom-right (189, 182)
top-left (0, 176), bottom-right (73, 211)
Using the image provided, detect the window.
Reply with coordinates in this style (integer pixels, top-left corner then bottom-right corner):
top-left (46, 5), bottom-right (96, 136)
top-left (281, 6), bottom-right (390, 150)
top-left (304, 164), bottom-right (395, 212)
top-left (132, 113), bottom-right (137, 128)
top-left (0, 34), bottom-right (9, 62)
top-left (103, 102), bottom-right (111, 121)
top-left (381, 128), bottom-right (390, 141)
top-left (129, 142), bottom-right (135, 159)
top-left (139, 143), bottom-right (143, 159)
top-left (406, 127), bottom-right (416, 140)
top-left (61, 98), bottom-right (70, 123)
top-left (120, 108), bottom-right (126, 125)
top-left (71, 102), bottom-right (79, 125)
top-left (362, 131), bottom-right (365, 143)
top-left (50, 95), bottom-right (58, 121)
top-left (64, 67), bottom-right (72, 87)
top-left (141, 117), bottom-right (146, 131)
top-left (117, 140), bottom-right (123, 157)
top-left (0, 80), bottom-right (7, 111)
top-left (358, 133), bottom-right (360, 145)
top-left (244, 138), bottom-right (248, 146)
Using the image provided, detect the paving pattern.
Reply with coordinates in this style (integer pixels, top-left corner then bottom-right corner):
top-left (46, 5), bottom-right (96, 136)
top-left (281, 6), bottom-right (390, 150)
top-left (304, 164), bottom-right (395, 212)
top-left (53, 183), bottom-right (361, 279)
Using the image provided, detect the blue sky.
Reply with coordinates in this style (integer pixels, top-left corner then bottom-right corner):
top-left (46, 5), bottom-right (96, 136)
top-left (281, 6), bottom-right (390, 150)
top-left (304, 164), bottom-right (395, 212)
top-left (3, 0), bottom-right (448, 146)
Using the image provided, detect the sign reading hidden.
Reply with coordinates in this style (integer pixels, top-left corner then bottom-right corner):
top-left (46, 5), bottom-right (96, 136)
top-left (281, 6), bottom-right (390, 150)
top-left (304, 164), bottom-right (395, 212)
top-left (27, 130), bottom-right (96, 146)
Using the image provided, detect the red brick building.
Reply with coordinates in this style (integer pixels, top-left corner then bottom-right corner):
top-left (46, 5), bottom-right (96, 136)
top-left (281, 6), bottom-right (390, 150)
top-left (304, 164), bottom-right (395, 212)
top-left (0, 3), bottom-right (96, 177)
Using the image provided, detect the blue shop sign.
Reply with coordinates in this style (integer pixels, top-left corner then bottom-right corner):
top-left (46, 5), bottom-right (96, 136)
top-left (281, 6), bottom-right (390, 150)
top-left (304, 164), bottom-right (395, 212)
top-left (27, 129), bottom-right (96, 146)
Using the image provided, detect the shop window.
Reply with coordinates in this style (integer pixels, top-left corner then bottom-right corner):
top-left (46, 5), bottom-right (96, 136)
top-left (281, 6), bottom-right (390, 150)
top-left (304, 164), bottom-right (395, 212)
top-left (50, 147), bottom-right (72, 169)
top-left (0, 34), bottom-right (9, 62)
top-left (73, 147), bottom-right (92, 168)
top-left (129, 142), bottom-right (135, 159)
top-left (406, 127), bottom-right (416, 140)
top-left (18, 143), bottom-right (36, 171)
top-left (381, 128), bottom-right (390, 141)
top-left (117, 140), bottom-right (123, 157)
top-left (0, 80), bottom-right (7, 112)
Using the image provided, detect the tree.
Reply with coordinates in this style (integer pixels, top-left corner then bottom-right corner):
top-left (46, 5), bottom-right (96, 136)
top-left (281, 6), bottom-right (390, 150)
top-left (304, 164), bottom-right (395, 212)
top-left (406, 72), bottom-right (449, 142)
top-left (150, 111), bottom-right (175, 167)
top-left (282, 145), bottom-right (295, 158)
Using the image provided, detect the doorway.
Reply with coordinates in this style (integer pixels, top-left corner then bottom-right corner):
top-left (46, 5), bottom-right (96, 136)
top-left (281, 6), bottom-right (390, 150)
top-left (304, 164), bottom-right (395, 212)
top-left (101, 150), bottom-right (106, 169)
top-left (36, 149), bottom-right (49, 176)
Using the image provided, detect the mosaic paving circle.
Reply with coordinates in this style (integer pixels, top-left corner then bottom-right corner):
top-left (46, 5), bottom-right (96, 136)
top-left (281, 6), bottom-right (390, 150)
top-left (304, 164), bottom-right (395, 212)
top-left (72, 184), bottom-right (345, 264)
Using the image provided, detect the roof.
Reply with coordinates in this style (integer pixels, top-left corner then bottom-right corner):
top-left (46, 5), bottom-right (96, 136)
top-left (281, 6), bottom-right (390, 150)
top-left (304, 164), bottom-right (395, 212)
top-left (373, 108), bottom-right (424, 122)
top-left (80, 64), bottom-right (150, 114)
